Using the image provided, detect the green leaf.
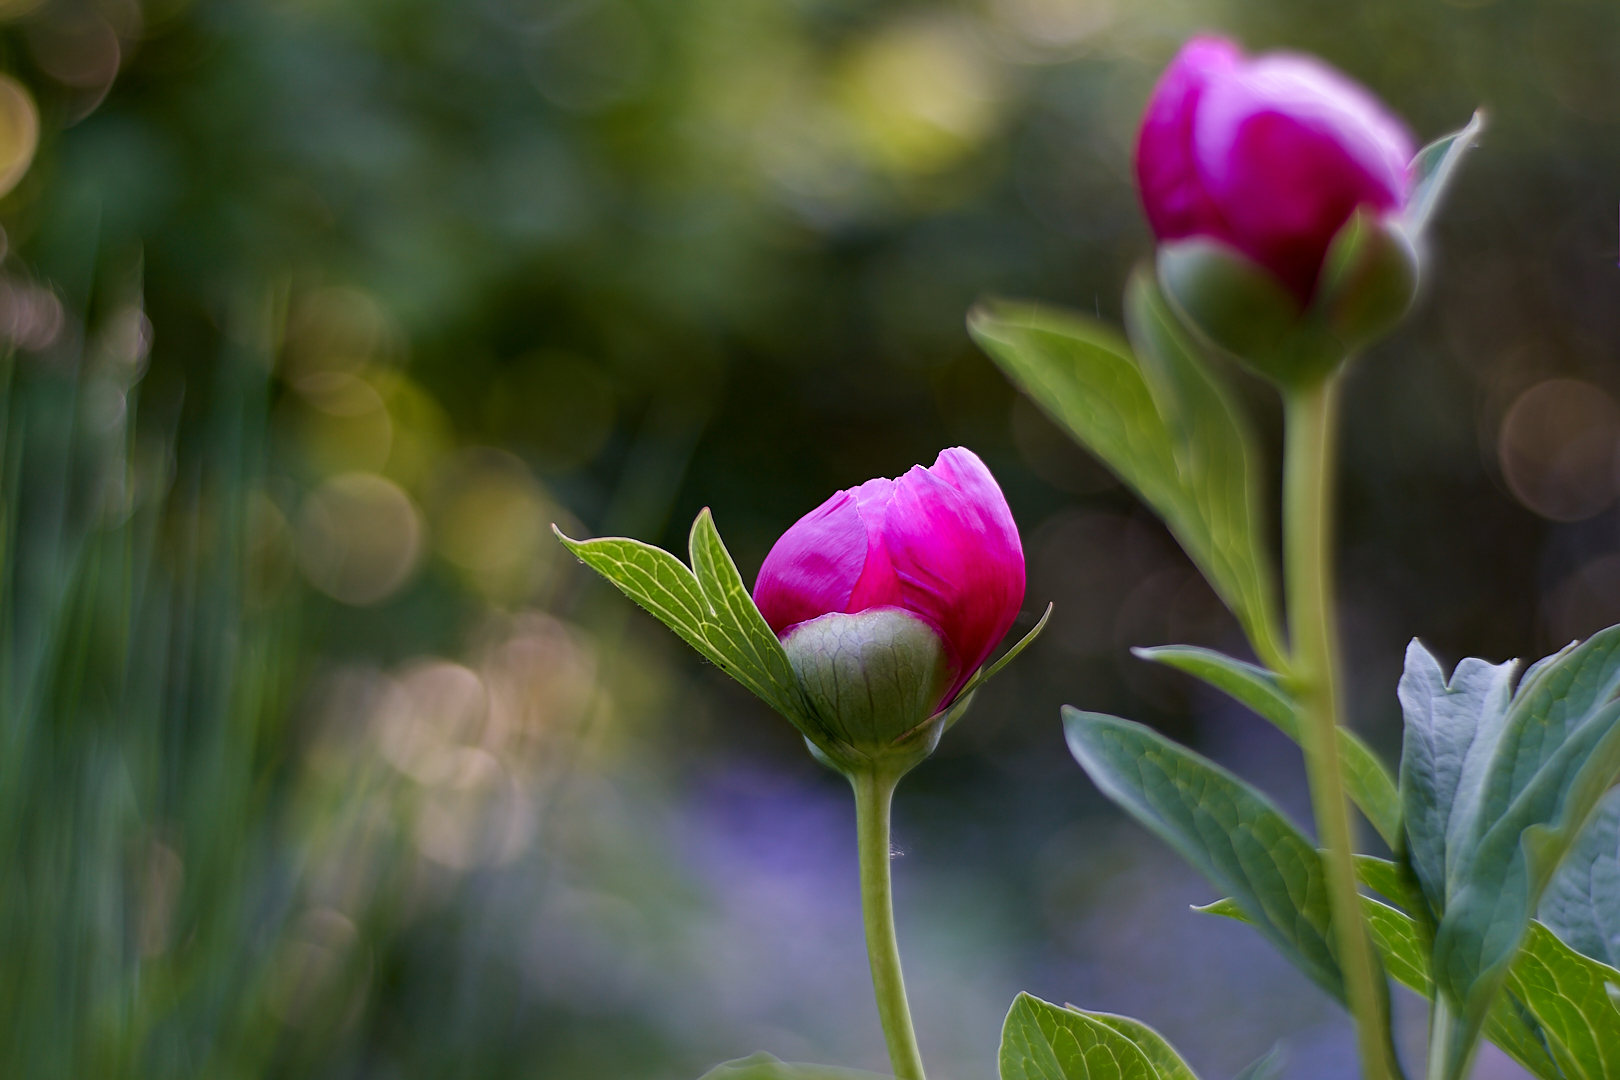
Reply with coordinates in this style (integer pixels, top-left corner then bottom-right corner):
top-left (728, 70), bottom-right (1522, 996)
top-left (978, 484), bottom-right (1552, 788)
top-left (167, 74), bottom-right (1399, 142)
top-left (1404, 110), bottom-right (1486, 236)
top-left (1395, 638), bottom-right (1519, 919)
top-left (697, 1053), bottom-right (892, 1080)
top-left (1135, 645), bottom-right (1401, 848)
top-left (1500, 921), bottom-right (1620, 1080)
top-left (1229, 1044), bottom-right (1285, 1080)
top-left (945, 602), bottom-right (1052, 731)
top-left (1434, 626), bottom-right (1620, 1061)
top-left (1199, 892), bottom-right (1562, 1079)
top-left (1062, 708), bottom-right (1343, 1001)
top-left (1539, 785), bottom-right (1620, 967)
top-left (968, 295), bottom-right (1283, 669)
top-left (555, 514), bottom-right (824, 742)
top-left (999, 992), bottom-right (1195, 1080)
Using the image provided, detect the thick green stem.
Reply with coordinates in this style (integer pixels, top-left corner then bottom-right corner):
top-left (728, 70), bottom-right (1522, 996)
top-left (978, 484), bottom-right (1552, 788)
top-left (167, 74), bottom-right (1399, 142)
top-left (1283, 376), bottom-right (1399, 1080)
top-left (852, 767), bottom-right (927, 1080)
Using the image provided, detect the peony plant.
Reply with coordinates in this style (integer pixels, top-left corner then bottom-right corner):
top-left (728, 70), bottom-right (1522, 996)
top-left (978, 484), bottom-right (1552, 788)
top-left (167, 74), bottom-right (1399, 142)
top-left (560, 33), bottom-right (1620, 1080)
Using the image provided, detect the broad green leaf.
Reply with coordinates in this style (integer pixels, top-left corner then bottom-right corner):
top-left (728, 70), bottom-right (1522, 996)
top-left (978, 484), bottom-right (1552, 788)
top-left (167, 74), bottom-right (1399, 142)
top-left (1500, 921), bottom-right (1620, 1080)
top-left (1435, 626), bottom-right (1620, 1068)
top-left (1062, 708), bottom-right (1342, 1001)
top-left (1122, 272), bottom-right (1284, 667)
top-left (1539, 785), bottom-right (1620, 967)
top-left (1396, 639), bottom-right (1518, 919)
top-left (556, 515), bottom-right (824, 742)
top-left (1404, 111), bottom-right (1486, 236)
top-left (698, 1053), bottom-right (892, 1080)
top-left (999, 992), bottom-right (1193, 1080)
top-left (1086, 1012), bottom-right (1198, 1080)
top-left (968, 299), bottom-right (1282, 670)
top-left (1353, 855), bottom-right (1407, 907)
top-left (1136, 645), bottom-right (1401, 847)
top-left (1199, 892), bottom-right (1561, 1079)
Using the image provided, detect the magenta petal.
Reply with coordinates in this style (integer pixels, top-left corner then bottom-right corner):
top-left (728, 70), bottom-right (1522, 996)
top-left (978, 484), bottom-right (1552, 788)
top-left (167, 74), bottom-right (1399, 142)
top-left (1135, 36), bottom-right (1241, 244)
top-left (845, 477), bottom-right (904, 613)
top-left (753, 488), bottom-right (869, 634)
top-left (881, 448), bottom-right (1025, 703)
top-left (1194, 53), bottom-right (1414, 300)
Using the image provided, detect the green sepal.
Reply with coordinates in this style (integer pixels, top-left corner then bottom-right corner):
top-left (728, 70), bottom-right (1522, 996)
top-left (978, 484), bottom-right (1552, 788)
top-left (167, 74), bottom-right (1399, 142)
top-left (555, 511), bottom-right (830, 746)
top-left (1155, 238), bottom-right (1302, 363)
top-left (1404, 111), bottom-right (1486, 237)
top-left (942, 601), bottom-right (1051, 731)
top-left (1312, 208), bottom-right (1420, 352)
top-left (1134, 644), bottom-right (1401, 848)
top-left (697, 1053), bottom-right (893, 1080)
top-left (998, 992), bottom-right (1198, 1080)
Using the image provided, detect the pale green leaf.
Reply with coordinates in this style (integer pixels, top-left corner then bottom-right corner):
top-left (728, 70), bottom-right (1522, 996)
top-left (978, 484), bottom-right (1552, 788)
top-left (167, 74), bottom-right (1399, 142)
top-left (999, 993), bottom-right (1189, 1080)
top-left (1404, 111), bottom-right (1485, 236)
top-left (697, 1053), bottom-right (892, 1080)
top-left (1062, 708), bottom-right (1342, 1001)
top-left (1136, 645), bottom-right (1401, 848)
top-left (1539, 785), bottom-right (1620, 967)
top-left (968, 297), bottom-right (1282, 669)
top-left (1500, 921), bottom-right (1620, 1080)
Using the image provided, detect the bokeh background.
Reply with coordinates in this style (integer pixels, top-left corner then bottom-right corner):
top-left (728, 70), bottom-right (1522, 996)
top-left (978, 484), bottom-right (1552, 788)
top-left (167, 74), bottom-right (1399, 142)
top-left (2, 0), bottom-right (1616, 1076)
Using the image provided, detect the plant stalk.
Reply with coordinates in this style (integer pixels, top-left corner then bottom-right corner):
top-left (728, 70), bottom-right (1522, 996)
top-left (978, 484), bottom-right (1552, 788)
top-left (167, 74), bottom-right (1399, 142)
top-left (1282, 375), bottom-right (1399, 1080)
top-left (852, 767), bottom-right (927, 1080)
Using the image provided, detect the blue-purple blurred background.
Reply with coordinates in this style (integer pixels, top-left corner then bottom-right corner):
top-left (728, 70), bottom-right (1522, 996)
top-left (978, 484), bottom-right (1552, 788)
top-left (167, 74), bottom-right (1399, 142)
top-left (4, 0), bottom-right (1618, 1075)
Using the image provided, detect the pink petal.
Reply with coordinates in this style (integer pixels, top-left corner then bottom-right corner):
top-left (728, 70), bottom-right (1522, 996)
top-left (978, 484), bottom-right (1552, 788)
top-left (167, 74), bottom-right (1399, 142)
top-left (846, 477), bottom-right (905, 613)
top-left (1195, 53), bottom-right (1414, 300)
top-left (1135, 36), bottom-right (1242, 244)
top-left (753, 488), bottom-right (870, 634)
top-left (881, 448), bottom-right (1025, 703)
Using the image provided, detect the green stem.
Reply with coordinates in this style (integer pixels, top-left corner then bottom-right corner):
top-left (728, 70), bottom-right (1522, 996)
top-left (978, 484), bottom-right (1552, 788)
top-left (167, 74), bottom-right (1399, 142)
top-left (1282, 376), bottom-right (1399, 1080)
top-left (852, 767), bottom-right (927, 1080)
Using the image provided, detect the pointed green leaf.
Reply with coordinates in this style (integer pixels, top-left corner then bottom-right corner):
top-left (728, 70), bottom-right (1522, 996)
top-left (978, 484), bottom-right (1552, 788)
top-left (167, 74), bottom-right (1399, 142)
top-left (951, 602), bottom-right (1052, 717)
top-left (697, 1053), bottom-right (893, 1080)
top-left (1404, 111), bottom-right (1486, 236)
top-left (1136, 645), bottom-right (1401, 847)
top-left (999, 992), bottom-right (1194, 1080)
top-left (1434, 625), bottom-right (1620, 1056)
top-left (1500, 921), bottom-right (1620, 1080)
top-left (556, 517), bottom-right (824, 741)
top-left (1062, 708), bottom-right (1343, 1001)
top-left (687, 508), bottom-right (814, 726)
top-left (1229, 1044), bottom-right (1285, 1080)
top-left (968, 297), bottom-right (1282, 669)
top-left (1123, 272), bottom-right (1283, 666)
top-left (1539, 785), bottom-right (1620, 968)
top-left (1199, 892), bottom-right (1561, 1079)
top-left (1396, 639), bottom-right (1519, 918)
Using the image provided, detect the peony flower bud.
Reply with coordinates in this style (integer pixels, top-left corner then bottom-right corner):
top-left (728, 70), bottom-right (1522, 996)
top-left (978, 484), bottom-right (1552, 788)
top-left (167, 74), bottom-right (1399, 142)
top-left (1136, 37), bottom-right (1422, 384)
top-left (754, 448), bottom-right (1025, 755)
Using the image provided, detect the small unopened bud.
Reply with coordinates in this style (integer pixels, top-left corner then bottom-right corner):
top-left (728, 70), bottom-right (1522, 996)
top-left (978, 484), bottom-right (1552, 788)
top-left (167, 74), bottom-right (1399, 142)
top-left (782, 608), bottom-right (954, 762)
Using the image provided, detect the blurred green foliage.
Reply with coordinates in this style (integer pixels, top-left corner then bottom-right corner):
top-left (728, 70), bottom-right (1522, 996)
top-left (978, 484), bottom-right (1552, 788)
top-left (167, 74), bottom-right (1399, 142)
top-left (3, 0), bottom-right (1620, 1076)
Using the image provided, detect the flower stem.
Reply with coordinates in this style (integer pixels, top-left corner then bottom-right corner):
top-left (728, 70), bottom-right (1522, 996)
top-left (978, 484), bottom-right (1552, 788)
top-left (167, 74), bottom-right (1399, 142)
top-left (1282, 376), bottom-right (1399, 1080)
top-left (852, 767), bottom-right (927, 1080)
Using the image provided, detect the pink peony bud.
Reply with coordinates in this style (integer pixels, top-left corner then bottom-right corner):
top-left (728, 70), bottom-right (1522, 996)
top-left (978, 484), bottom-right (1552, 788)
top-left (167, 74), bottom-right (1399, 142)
top-left (754, 448), bottom-right (1025, 732)
top-left (1136, 36), bottom-right (1415, 305)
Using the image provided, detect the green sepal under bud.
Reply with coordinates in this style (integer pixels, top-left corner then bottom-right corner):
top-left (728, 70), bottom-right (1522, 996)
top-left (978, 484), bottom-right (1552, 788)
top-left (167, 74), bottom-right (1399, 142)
top-left (1156, 238), bottom-right (1301, 362)
top-left (783, 607), bottom-right (955, 774)
top-left (1156, 238), bottom-right (1345, 389)
top-left (1312, 208), bottom-right (1420, 353)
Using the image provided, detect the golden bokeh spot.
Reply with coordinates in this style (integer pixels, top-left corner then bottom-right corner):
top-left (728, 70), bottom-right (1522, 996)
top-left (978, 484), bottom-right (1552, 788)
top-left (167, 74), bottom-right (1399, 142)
top-left (0, 75), bottom-right (38, 200)
top-left (295, 473), bottom-right (424, 605)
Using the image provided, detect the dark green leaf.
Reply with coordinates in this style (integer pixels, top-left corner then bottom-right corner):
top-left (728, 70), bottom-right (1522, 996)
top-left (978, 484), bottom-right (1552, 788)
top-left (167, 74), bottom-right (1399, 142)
top-left (1136, 645), bottom-right (1401, 847)
top-left (697, 1053), bottom-right (892, 1080)
top-left (1062, 708), bottom-right (1342, 1001)
top-left (999, 993), bottom-right (1194, 1080)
